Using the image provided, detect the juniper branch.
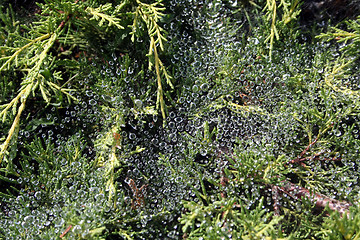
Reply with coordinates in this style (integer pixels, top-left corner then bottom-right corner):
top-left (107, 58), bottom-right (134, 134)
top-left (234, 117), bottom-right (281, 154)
top-left (0, 33), bottom-right (51, 71)
top-left (0, 30), bottom-right (60, 163)
top-left (132, 0), bottom-right (173, 121)
top-left (86, 4), bottom-right (124, 29)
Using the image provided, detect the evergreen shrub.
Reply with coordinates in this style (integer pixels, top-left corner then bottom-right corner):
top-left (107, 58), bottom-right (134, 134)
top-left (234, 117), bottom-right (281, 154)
top-left (1, 0), bottom-right (360, 239)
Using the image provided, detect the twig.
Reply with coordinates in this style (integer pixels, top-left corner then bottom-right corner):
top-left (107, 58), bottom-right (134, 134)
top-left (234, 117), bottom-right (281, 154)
top-left (60, 225), bottom-right (72, 238)
top-left (275, 181), bottom-right (352, 216)
top-left (220, 169), bottom-right (229, 199)
top-left (288, 154), bottom-right (341, 165)
top-left (286, 137), bottom-right (318, 166)
top-left (299, 137), bottom-right (318, 159)
top-left (126, 178), bottom-right (148, 209)
top-left (272, 185), bottom-right (281, 216)
top-left (285, 136), bottom-right (341, 166)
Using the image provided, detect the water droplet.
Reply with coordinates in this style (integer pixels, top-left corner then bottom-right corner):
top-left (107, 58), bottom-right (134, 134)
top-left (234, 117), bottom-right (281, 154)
top-left (129, 133), bottom-right (136, 140)
top-left (134, 99), bottom-right (143, 108)
top-left (192, 85), bottom-right (199, 92)
top-left (89, 99), bottom-right (97, 105)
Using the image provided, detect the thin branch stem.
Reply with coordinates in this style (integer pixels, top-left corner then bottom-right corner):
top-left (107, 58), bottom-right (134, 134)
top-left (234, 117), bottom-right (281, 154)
top-left (0, 33), bottom-right (51, 71)
top-left (0, 84), bottom-right (31, 164)
top-left (152, 36), bottom-right (165, 120)
top-left (0, 30), bottom-right (59, 163)
top-left (277, 181), bottom-right (352, 216)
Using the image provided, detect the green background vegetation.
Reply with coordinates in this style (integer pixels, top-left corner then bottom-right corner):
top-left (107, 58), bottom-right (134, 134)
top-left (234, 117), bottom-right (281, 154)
top-left (1, 0), bottom-right (360, 239)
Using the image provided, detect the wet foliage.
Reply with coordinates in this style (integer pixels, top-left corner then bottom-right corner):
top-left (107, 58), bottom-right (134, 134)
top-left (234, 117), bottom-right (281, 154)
top-left (1, 0), bottom-right (360, 239)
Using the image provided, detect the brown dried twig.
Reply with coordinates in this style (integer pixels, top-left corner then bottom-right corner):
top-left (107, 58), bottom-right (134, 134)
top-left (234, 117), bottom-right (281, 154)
top-left (126, 178), bottom-right (148, 210)
top-left (60, 225), bottom-right (72, 238)
top-left (286, 137), bottom-right (341, 166)
top-left (286, 137), bottom-right (318, 166)
top-left (272, 181), bottom-right (352, 216)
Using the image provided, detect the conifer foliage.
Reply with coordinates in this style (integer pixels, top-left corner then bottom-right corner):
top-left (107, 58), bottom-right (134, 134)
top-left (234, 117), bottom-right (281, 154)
top-left (1, 0), bottom-right (360, 239)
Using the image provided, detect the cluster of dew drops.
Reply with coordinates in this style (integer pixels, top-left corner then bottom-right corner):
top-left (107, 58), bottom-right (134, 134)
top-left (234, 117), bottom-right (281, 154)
top-left (91, 0), bottom-right (310, 235)
top-left (3, 0), bottom-right (360, 239)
